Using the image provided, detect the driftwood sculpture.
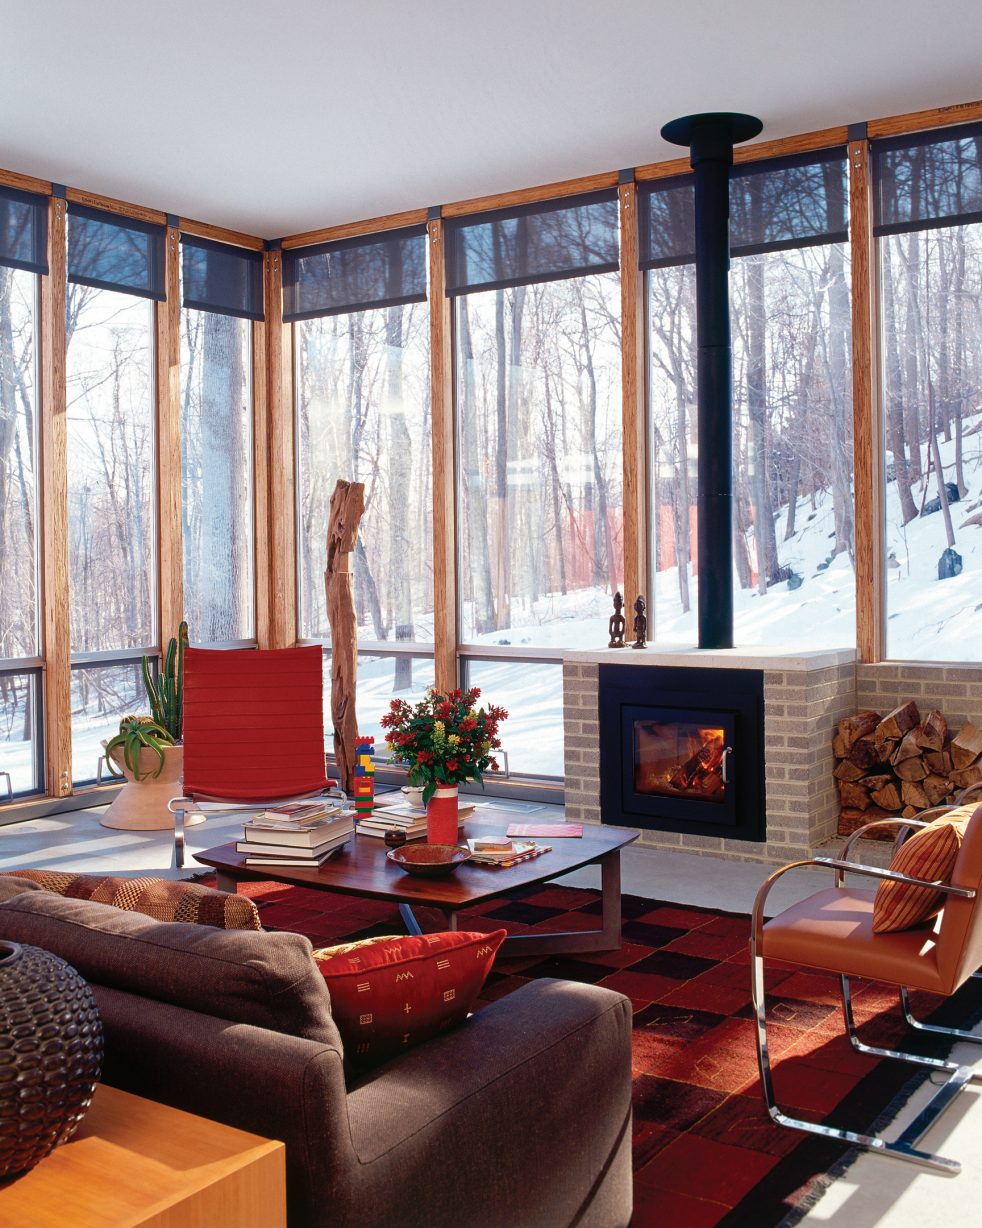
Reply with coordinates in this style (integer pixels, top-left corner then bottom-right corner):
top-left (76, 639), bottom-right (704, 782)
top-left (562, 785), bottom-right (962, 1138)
top-left (325, 479), bottom-right (365, 795)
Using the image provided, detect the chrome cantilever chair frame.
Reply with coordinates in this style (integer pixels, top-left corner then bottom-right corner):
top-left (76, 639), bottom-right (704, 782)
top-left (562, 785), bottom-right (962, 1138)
top-left (751, 815), bottom-right (982, 1174)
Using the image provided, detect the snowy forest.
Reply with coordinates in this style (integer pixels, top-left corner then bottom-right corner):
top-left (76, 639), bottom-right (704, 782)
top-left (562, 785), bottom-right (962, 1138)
top-left (3, 128), bottom-right (982, 792)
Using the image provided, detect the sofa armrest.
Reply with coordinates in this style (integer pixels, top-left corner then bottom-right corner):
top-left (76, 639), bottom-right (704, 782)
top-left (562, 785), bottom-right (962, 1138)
top-left (93, 986), bottom-right (352, 1228)
top-left (341, 978), bottom-right (633, 1228)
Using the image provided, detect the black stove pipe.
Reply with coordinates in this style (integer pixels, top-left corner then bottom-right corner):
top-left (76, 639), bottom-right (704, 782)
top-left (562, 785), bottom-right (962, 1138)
top-left (660, 112), bottom-right (762, 649)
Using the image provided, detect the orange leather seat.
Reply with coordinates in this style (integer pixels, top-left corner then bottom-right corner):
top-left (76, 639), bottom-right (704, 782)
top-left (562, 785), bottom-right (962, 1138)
top-left (762, 887), bottom-right (946, 993)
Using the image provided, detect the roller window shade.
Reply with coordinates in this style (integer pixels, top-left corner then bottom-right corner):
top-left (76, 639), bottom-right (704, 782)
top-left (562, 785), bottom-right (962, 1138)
top-left (0, 185), bottom-right (48, 275)
top-left (445, 189), bottom-right (620, 296)
top-left (640, 148), bottom-right (849, 269)
top-left (282, 225), bottom-right (427, 323)
top-left (68, 204), bottom-right (166, 300)
top-left (182, 235), bottom-right (264, 321)
top-left (873, 122), bottom-right (982, 236)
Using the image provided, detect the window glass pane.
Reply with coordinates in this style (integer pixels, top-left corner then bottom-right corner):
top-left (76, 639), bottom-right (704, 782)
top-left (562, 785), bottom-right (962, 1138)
top-left (1, 671), bottom-right (41, 796)
top-left (66, 287), bottom-right (156, 652)
top-left (320, 652), bottom-right (436, 771)
top-left (0, 266), bottom-right (39, 658)
top-left (647, 263), bottom-right (698, 644)
top-left (461, 659), bottom-right (563, 778)
top-left (356, 653), bottom-right (436, 747)
top-left (729, 240), bottom-right (855, 647)
top-left (457, 272), bottom-right (622, 648)
top-left (297, 303), bottom-right (432, 644)
top-left (180, 307), bottom-right (255, 642)
top-left (647, 244), bottom-right (855, 648)
top-left (880, 222), bottom-right (982, 659)
top-left (70, 660), bottom-right (145, 786)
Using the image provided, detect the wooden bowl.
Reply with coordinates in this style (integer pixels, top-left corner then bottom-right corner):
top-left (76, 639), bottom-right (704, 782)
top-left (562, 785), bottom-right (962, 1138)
top-left (386, 843), bottom-right (470, 878)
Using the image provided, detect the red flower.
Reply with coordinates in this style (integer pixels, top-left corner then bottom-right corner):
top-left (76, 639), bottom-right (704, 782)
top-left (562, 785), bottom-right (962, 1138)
top-left (446, 758), bottom-right (459, 772)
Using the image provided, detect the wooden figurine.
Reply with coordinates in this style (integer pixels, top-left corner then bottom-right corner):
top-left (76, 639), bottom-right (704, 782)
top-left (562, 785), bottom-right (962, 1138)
top-left (608, 591), bottom-right (626, 648)
top-left (325, 478), bottom-right (366, 794)
top-left (632, 595), bottom-right (648, 649)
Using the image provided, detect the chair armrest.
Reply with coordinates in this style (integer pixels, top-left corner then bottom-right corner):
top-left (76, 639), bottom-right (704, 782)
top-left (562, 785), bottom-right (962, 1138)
top-left (340, 979), bottom-right (633, 1228)
top-left (841, 814), bottom-right (934, 863)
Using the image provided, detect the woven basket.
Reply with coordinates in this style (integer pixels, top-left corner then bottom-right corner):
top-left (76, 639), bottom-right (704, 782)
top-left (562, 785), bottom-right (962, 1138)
top-left (0, 940), bottom-right (103, 1177)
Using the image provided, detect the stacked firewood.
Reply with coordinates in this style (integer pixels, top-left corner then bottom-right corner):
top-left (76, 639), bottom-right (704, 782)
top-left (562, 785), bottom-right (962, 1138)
top-left (833, 701), bottom-right (982, 834)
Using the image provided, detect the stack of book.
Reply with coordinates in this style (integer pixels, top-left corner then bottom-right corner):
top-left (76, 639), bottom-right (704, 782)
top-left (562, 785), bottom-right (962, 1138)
top-left (236, 801), bottom-right (355, 867)
top-left (356, 803), bottom-right (467, 842)
top-left (465, 837), bottom-right (551, 867)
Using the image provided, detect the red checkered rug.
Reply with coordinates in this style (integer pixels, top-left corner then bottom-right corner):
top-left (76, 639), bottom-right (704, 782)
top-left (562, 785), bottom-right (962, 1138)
top-left (201, 876), bottom-right (982, 1227)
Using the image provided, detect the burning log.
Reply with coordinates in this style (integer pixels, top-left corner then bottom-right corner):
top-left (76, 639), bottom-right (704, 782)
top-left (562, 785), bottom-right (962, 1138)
top-left (668, 736), bottom-right (724, 793)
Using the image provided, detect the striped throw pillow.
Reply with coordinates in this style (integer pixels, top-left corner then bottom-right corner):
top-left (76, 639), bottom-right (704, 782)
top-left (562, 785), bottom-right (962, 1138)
top-left (872, 808), bottom-right (974, 933)
top-left (0, 870), bottom-right (261, 930)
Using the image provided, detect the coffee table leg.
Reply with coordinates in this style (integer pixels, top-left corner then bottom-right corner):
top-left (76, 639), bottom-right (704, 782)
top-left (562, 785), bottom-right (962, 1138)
top-left (399, 903), bottom-right (458, 935)
top-left (598, 850), bottom-right (622, 949)
top-left (215, 870), bottom-right (239, 894)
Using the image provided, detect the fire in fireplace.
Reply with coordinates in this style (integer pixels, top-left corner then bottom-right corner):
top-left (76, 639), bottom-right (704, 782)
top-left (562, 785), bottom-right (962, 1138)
top-left (599, 665), bottom-right (764, 841)
top-left (634, 720), bottom-right (730, 803)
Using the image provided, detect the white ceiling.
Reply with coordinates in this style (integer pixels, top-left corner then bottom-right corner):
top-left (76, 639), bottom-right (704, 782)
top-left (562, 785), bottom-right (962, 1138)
top-left (1, 0), bottom-right (980, 239)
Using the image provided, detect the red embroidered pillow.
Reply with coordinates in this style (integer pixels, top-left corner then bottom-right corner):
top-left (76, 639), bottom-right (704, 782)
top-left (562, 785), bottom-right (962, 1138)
top-left (312, 928), bottom-right (506, 1068)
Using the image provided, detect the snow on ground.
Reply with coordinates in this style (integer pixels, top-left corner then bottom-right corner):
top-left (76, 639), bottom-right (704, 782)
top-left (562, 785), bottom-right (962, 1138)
top-left (5, 418), bottom-right (982, 796)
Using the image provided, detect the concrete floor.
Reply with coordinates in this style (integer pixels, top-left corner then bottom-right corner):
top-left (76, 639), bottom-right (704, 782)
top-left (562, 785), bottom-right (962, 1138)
top-left (1, 797), bottom-right (980, 1225)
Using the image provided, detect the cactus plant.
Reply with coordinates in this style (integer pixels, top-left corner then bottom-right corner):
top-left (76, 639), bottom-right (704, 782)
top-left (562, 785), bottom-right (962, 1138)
top-left (104, 715), bottom-right (176, 780)
top-left (142, 621), bottom-right (188, 742)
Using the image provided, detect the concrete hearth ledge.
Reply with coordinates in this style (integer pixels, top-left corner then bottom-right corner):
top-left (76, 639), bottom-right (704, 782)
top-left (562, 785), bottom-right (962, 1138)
top-left (563, 645), bottom-right (857, 671)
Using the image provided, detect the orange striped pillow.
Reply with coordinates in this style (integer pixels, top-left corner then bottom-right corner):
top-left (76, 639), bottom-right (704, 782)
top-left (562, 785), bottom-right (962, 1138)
top-left (872, 808), bottom-right (974, 933)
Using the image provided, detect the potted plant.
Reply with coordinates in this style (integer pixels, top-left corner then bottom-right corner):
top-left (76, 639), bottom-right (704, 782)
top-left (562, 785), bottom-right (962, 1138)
top-left (99, 623), bottom-right (191, 832)
top-left (380, 688), bottom-right (507, 843)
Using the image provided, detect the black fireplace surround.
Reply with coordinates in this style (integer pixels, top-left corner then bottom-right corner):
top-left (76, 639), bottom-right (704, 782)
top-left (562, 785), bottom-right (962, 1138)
top-left (599, 664), bottom-right (765, 841)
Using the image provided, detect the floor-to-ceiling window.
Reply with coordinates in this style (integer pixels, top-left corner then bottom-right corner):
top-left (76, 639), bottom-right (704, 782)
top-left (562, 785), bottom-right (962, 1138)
top-left (180, 235), bottom-right (260, 644)
top-left (448, 192), bottom-right (622, 776)
top-left (290, 226), bottom-right (434, 745)
top-left (642, 150), bottom-right (855, 648)
top-left (0, 187), bottom-right (46, 796)
top-left (874, 123), bottom-right (982, 660)
top-left (65, 205), bottom-right (163, 784)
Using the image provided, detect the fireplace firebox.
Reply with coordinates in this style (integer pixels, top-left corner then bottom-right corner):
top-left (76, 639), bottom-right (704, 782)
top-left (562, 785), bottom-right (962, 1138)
top-left (599, 665), bottom-right (765, 841)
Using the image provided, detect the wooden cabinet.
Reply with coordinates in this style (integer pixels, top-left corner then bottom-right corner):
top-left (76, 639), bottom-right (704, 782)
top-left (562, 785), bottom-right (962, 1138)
top-left (0, 1084), bottom-right (286, 1228)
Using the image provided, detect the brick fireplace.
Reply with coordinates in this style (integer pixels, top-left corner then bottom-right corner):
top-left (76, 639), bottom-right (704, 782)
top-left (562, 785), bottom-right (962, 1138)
top-left (563, 647), bottom-right (858, 865)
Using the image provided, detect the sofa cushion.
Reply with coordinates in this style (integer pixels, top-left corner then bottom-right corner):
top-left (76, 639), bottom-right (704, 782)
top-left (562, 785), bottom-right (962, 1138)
top-left (873, 807), bottom-right (974, 933)
top-left (312, 928), bottom-right (506, 1069)
top-left (0, 891), bottom-right (342, 1049)
top-left (0, 870), bottom-right (261, 930)
top-left (0, 874), bottom-right (45, 902)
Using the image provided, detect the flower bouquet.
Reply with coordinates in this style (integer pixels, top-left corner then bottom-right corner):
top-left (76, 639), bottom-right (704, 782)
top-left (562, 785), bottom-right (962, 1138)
top-left (380, 688), bottom-right (507, 808)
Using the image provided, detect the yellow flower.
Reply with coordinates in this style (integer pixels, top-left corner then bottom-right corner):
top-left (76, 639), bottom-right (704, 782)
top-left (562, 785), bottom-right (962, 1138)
top-left (448, 734), bottom-right (461, 746)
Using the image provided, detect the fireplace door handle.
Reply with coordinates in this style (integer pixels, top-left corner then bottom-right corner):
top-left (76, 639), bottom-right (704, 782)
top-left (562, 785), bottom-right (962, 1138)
top-left (722, 746), bottom-right (733, 785)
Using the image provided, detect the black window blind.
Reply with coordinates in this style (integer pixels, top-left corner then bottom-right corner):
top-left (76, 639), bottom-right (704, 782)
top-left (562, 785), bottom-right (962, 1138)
top-left (640, 148), bottom-right (849, 269)
top-left (282, 225), bottom-right (427, 323)
top-left (68, 204), bottom-right (166, 300)
top-left (182, 234), bottom-right (264, 321)
top-left (445, 189), bottom-right (620, 296)
top-left (0, 185), bottom-right (48, 275)
top-left (873, 122), bottom-right (982, 236)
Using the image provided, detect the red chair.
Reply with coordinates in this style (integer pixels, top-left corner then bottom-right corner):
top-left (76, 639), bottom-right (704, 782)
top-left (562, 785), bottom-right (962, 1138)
top-left (169, 645), bottom-right (336, 867)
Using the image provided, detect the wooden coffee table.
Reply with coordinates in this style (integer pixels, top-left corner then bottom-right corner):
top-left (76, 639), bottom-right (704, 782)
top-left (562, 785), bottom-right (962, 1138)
top-left (195, 812), bottom-right (638, 957)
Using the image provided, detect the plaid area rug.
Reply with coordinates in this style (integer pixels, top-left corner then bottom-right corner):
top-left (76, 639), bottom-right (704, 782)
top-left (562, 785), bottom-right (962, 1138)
top-left (199, 876), bottom-right (982, 1227)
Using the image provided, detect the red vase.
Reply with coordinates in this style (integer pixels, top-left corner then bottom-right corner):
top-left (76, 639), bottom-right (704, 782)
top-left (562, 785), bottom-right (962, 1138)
top-left (426, 785), bottom-right (459, 844)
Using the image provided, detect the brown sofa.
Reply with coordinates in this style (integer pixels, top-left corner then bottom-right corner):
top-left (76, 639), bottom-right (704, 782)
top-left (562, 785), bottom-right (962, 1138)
top-left (0, 883), bottom-right (633, 1228)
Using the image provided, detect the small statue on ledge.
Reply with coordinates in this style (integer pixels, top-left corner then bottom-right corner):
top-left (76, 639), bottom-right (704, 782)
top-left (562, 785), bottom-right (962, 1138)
top-left (608, 591), bottom-right (626, 648)
top-left (631, 595), bottom-right (648, 649)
